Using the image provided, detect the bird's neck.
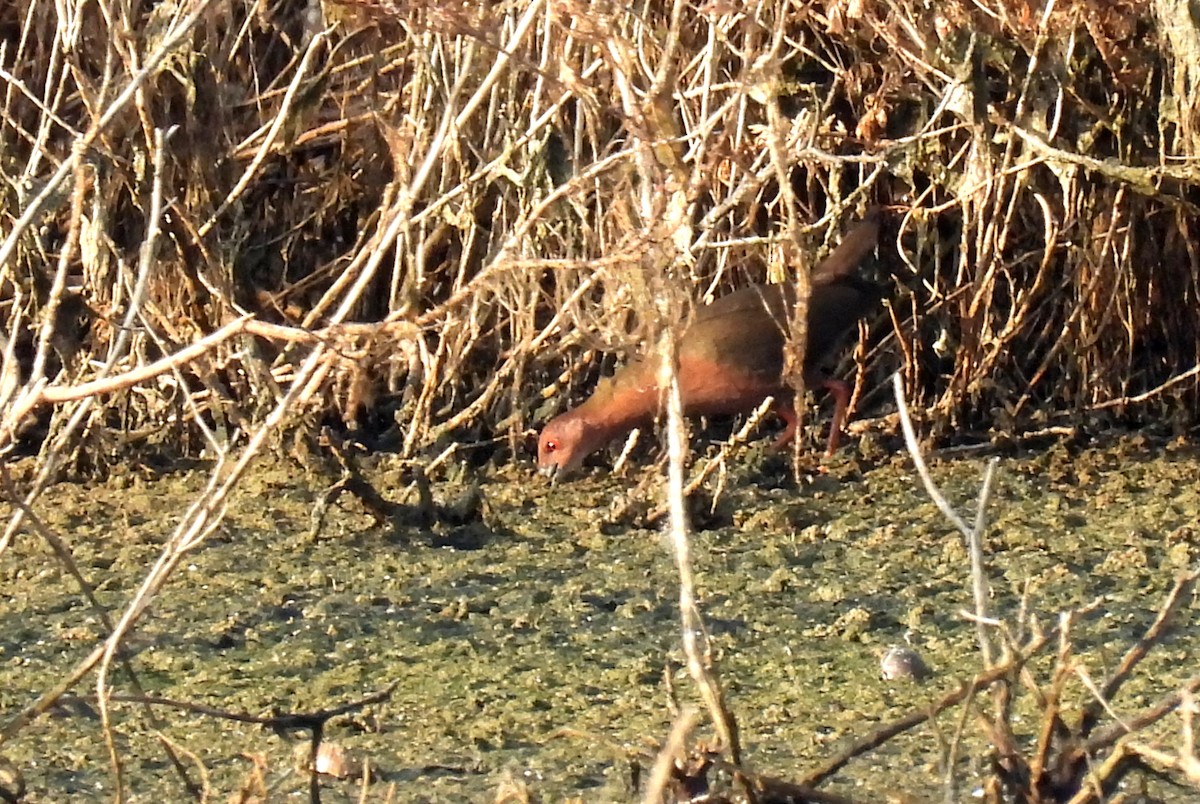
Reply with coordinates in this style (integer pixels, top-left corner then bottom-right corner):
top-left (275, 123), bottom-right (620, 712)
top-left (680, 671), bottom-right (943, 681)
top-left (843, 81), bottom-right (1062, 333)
top-left (572, 368), bottom-right (660, 444)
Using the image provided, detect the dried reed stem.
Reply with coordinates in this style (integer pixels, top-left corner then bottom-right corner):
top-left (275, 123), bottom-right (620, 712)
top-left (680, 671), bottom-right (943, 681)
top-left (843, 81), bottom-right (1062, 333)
top-left (661, 334), bottom-right (741, 766)
top-left (893, 372), bottom-right (997, 666)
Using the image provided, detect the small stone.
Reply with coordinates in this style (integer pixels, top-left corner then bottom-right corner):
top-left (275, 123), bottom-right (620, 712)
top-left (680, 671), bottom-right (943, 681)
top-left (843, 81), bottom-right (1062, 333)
top-left (880, 646), bottom-right (931, 682)
top-left (314, 743), bottom-right (351, 778)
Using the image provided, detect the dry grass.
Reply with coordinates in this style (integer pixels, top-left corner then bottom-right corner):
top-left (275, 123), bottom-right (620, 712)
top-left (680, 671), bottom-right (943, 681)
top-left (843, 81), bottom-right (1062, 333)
top-left (1, 0), bottom-right (1199, 800)
top-left (0, 0), bottom-right (1194, 474)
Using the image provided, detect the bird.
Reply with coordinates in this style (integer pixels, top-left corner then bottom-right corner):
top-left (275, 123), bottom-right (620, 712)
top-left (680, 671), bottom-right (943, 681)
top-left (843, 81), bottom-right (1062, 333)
top-left (538, 209), bottom-right (883, 479)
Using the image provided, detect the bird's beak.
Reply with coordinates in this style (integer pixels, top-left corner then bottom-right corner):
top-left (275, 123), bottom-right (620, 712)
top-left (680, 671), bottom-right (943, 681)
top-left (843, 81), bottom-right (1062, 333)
top-left (539, 463), bottom-right (559, 485)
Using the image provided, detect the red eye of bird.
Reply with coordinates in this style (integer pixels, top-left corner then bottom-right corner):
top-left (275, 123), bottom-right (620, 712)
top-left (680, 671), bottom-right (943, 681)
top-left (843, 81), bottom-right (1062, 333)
top-left (545, 440), bottom-right (558, 452)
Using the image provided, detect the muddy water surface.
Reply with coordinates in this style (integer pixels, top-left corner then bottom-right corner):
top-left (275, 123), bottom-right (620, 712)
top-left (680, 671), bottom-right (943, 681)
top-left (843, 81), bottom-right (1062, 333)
top-left (1, 434), bottom-right (1198, 802)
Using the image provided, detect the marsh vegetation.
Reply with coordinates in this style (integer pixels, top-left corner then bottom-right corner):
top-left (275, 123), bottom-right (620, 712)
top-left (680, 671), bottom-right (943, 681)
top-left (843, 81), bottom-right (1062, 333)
top-left (1, 0), bottom-right (1199, 801)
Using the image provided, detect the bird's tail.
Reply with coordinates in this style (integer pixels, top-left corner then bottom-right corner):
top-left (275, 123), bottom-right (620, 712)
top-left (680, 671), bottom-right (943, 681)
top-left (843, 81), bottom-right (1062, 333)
top-left (811, 206), bottom-right (882, 283)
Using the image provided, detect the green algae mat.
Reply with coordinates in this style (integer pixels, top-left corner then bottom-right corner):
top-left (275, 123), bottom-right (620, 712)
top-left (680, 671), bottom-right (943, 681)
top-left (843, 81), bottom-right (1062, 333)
top-left (1, 436), bottom-right (1198, 802)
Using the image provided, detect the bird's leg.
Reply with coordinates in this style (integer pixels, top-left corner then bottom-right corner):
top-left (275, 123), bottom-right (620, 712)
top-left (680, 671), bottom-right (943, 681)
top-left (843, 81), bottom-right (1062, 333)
top-left (771, 399), bottom-right (798, 448)
top-left (820, 378), bottom-right (851, 455)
